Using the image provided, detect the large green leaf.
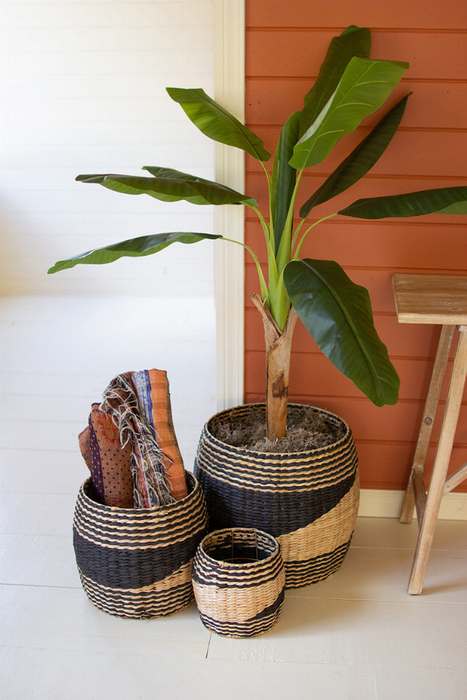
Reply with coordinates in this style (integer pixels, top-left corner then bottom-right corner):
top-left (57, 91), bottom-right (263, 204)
top-left (438, 201), bottom-right (467, 215)
top-left (76, 169), bottom-right (257, 206)
top-left (141, 166), bottom-right (259, 205)
top-left (299, 93), bottom-right (411, 219)
top-left (48, 232), bottom-right (222, 274)
top-left (284, 259), bottom-right (400, 406)
top-left (299, 25), bottom-right (371, 138)
top-left (290, 57), bottom-right (409, 170)
top-left (271, 111), bottom-right (300, 253)
top-left (166, 87), bottom-right (271, 162)
top-left (339, 186), bottom-right (467, 218)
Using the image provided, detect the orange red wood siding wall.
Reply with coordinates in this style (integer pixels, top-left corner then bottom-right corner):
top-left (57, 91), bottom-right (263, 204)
top-left (244, 0), bottom-right (467, 490)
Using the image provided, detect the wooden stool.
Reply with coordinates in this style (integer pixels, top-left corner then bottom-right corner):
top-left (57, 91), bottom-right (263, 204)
top-left (393, 274), bottom-right (467, 594)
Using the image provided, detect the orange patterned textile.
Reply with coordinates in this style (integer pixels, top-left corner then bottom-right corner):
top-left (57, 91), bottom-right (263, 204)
top-left (79, 404), bottom-right (133, 508)
top-left (143, 369), bottom-right (189, 502)
top-left (78, 370), bottom-right (188, 508)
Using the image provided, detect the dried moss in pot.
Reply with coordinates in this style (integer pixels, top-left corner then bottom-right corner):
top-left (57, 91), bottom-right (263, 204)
top-left (210, 404), bottom-right (345, 453)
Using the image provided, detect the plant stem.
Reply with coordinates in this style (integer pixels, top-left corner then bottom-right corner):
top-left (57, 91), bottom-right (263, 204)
top-left (252, 294), bottom-right (298, 440)
top-left (275, 168), bottom-right (304, 273)
top-left (245, 201), bottom-right (281, 312)
top-left (259, 160), bottom-right (274, 231)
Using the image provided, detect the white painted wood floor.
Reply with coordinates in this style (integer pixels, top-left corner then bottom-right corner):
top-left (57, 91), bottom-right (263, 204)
top-left (2, 470), bottom-right (467, 698)
top-left (1, 296), bottom-right (467, 699)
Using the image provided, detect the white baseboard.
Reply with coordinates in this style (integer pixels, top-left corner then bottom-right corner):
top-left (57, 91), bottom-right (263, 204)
top-left (359, 489), bottom-right (467, 520)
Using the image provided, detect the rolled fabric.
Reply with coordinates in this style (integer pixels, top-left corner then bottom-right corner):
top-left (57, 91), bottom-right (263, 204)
top-left (86, 403), bottom-right (133, 508)
top-left (133, 369), bottom-right (188, 502)
top-left (78, 426), bottom-right (92, 471)
top-left (100, 370), bottom-right (188, 508)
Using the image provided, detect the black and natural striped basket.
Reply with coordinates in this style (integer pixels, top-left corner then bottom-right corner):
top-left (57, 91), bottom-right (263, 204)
top-left (73, 471), bottom-right (208, 618)
top-left (192, 528), bottom-right (285, 638)
top-left (194, 404), bottom-right (359, 589)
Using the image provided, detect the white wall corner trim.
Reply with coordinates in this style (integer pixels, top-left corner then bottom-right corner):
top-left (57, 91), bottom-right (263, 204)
top-left (214, 0), bottom-right (245, 411)
top-left (359, 489), bottom-right (467, 520)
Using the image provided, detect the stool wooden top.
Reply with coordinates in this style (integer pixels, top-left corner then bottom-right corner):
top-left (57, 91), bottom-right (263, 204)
top-left (393, 273), bottom-right (467, 325)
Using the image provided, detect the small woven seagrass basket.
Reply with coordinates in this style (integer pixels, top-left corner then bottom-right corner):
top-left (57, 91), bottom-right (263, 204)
top-left (73, 471), bottom-right (208, 619)
top-left (194, 404), bottom-right (359, 589)
top-left (192, 528), bottom-right (285, 638)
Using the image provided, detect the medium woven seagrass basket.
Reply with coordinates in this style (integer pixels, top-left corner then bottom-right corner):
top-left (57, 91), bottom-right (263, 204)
top-left (194, 404), bottom-right (359, 589)
top-left (192, 528), bottom-right (285, 638)
top-left (73, 471), bottom-right (208, 618)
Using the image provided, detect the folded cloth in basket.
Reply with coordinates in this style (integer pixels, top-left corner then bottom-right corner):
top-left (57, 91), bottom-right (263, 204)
top-left (78, 404), bottom-right (133, 508)
top-left (99, 369), bottom-right (188, 508)
top-left (131, 369), bottom-right (188, 503)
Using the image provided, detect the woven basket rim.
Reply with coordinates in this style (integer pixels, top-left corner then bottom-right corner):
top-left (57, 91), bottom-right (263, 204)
top-left (80, 469), bottom-right (198, 514)
top-left (198, 527), bottom-right (280, 568)
top-left (205, 403), bottom-right (351, 457)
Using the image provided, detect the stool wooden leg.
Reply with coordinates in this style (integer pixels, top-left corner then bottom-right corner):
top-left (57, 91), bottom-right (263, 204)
top-left (400, 325), bottom-right (455, 523)
top-left (408, 326), bottom-right (467, 594)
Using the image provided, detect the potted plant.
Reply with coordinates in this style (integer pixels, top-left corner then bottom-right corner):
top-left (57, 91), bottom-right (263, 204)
top-left (49, 26), bottom-right (467, 586)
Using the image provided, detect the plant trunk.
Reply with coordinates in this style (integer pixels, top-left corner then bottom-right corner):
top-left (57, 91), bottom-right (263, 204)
top-left (252, 294), bottom-right (298, 441)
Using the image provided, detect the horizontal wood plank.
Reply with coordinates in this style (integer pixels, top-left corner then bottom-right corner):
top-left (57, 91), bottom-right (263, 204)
top-left (244, 220), bottom-right (467, 271)
top-left (246, 0), bottom-right (467, 30)
top-left (244, 351), bottom-right (466, 406)
top-left (246, 30), bottom-right (467, 80)
top-left (245, 306), bottom-right (444, 359)
top-left (245, 130), bottom-right (467, 177)
top-left (246, 81), bottom-right (467, 130)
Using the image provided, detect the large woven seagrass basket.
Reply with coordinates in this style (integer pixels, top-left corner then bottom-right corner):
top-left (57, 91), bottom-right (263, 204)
top-left (73, 471), bottom-right (208, 618)
top-left (192, 528), bottom-right (285, 638)
top-left (194, 404), bottom-right (359, 589)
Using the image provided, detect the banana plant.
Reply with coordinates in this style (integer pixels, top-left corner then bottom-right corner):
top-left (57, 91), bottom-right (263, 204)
top-left (49, 25), bottom-right (467, 441)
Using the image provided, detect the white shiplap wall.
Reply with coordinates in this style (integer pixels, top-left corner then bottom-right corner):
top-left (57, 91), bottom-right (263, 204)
top-left (0, 0), bottom-right (217, 476)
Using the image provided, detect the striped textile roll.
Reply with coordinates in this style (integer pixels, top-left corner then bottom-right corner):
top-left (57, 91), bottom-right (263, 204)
top-left (192, 528), bottom-right (285, 638)
top-left (73, 471), bottom-right (208, 618)
top-left (194, 404), bottom-right (359, 588)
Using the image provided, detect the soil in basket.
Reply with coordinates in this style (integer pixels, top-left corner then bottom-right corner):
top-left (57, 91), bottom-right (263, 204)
top-left (210, 404), bottom-right (345, 453)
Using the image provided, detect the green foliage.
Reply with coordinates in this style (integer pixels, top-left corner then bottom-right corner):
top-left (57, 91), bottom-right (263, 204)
top-left (166, 88), bottom-right (271, 162)
top-left (76, 168), bottom-right (257, 206)
top-left (49, 26), bottom-right (467, 408)
top-left (48, 232), bottom-right (222, 273)
top-left (284, 260), bottom-right (400, 406)
top-left (299, 93), bottom-right (411, 218)
top-left (298, 25), bottom-right (371, 137)
top-left (289, 58), bottom-right (408, 170)
top-left (339, 186), bottom-right (467, 219)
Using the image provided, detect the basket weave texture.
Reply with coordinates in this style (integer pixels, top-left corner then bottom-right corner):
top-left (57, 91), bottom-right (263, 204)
top-left (73, 471), bottom-right (208, 618)
top-left (192, 528), bottom-right (285, 638)
top-left (194, 404), bottom-right (359, 588)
